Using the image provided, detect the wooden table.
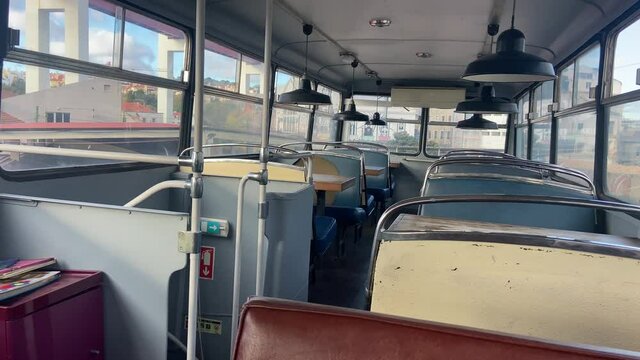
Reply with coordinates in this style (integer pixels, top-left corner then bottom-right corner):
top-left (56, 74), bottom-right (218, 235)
top-left (312, 174), bottom-right (356, 215)
top-left (365, 166), bottom-right (385, 176)
top-left (389, 161), bottom-right (400, 169)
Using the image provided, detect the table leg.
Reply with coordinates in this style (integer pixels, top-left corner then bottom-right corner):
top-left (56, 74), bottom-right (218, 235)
top-left (316, 190), bottom-right (326, 216)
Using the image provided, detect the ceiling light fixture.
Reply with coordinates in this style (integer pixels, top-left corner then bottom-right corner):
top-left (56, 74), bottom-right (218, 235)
top-left (339, 51), bottom-right (357, 64)
top-left (455, 85), bottom-right (518, 114)
top-left (333, 60), bottom-right (369, 122)
top-left (456, 114), bottom-right (499, 130)
top-left (278, 24), bottom-right (332, 106)
top-left (462, 0), bottom-right (556, 82)
top-left (369, 18), bottom-right (391, 27)
top-left (367, 79), bottom-right (387, 126)
top-left (416, 52), bottom-right (432, 58)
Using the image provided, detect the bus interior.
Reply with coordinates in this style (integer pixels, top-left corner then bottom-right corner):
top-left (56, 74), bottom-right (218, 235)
top-left (2, 0), bottom-right (640, 359)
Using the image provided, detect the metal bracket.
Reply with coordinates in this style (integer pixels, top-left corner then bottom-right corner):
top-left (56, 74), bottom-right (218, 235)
top-left (192, 151), bottom-right (204, 173)
top-left (191, 176), bottom-right (203, 199)
top-left (178, 231), bottom-right (202, 253)
top-left (258, 201), bottom-right (269, 219)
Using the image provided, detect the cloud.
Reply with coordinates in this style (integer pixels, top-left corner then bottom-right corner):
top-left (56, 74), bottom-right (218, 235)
top-left (122, 33), bottom-right (156, 75)
top-left (88, 29), bottom-right (116, 65)
top-left (8, 2), bottom-right (25, 30)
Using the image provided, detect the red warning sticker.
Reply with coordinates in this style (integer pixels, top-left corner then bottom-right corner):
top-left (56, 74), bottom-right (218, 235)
top-left (199, 246), bottom-right (215, 280)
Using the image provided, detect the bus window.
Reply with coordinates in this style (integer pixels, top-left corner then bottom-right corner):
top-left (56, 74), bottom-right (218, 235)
top-left (239, 56), bottom-right (264, 97)
top-left (270, 107), bottom-right (311, 144)
top-left (558, 64), bottom-right (575, 110)
top-left (202, 95), bottom-right (262, 156)
top-left (514, 95), bottom-right (529, 159)
top-left (122, 9), bottom-right (186, 79)
top-left (611, 19), bottom-right (640, 96)
top-left (313, 85), bottom-right (340, 142)
top-left (0, 61), bottom-right (183, 171)
top-left (426, 108), bottom-right (506, 157)
top-left (204, 40), bottom-right (241, 92)
top-left (344, 95), bottom-right (422, 155)
top-left (556, 111), bottom-right (597, 179)
top-left (573, 46), bottom-right (600, 104)
top-left (606, 101), bottom-right (640, 204)
top-left (530, 120), bottom-right (551, 163)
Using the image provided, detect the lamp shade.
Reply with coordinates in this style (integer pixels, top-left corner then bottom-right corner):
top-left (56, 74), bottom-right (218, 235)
top-left (333, 99), bottom-right (369, 122)
top-left (455, 85), bottom-right (518, 114)
top-left (278, 78), bottom-right (332, 105)
top-left (366, 112), bottom-right (387, 126)
top-left (456, 114), bottom-right (499, 130)
top-left (462, 29), bottom-right (556, 83)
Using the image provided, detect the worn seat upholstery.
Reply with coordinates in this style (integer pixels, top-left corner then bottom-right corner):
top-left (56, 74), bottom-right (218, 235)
top-left (233, 297), bottom-right (635, 360)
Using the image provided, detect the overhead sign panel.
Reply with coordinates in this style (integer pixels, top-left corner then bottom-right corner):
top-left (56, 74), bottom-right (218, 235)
top-left (391, 87), bottom-right (466, 108)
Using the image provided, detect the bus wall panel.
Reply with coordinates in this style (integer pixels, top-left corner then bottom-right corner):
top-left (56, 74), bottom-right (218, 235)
top-left (0, 166), bottom-right (177, 210)
top-left (0, 195), bottom-right (188, 360)
top-left (168, 174), bottom-right (313, 359)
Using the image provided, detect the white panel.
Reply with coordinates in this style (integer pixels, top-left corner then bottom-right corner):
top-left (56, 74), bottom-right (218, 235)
top-left (391, 87), bottom-right (465, 108)
top-left (0, 195), bottom-right (188, 360)
top-left (372, 240), bottom-right (640, 352)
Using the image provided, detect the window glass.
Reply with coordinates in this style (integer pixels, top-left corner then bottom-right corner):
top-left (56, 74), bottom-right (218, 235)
top-left (312, 115), bottom-right (338, 142)
top-left (559, 64), bottom-right (575, 110)
top-left (573, 45), bottom-right (600, 104)
top-left (316, 84), bottom-right (341, 114)
top-left (239, 56), bottom-right (263, 96)
top-left (530, 120), bottom-right (551, 162)
top-left (532, 85), bottom-right (542, 118)
top-left (557, 111), bottom-right (596, 178)
top-left (9, 0), bottom-right (120, 66)
top-left (345, 95), bottom-right (422, 154)
top-left (0, 61), bottom-right (182, 170)
top-left (516, 97), bottom-right (526, 124)
top-left (201, 95), bottom-right (262, 156)
top-left (612, 19), bottom-right (640, 96)
top-left (515, 126), bottom-right (528, 159)
top-left (426, 109), bottom-right (507, 157)
top-left (204, 40), bottom-right (240, 91)
top-left (522, 95), bottom-right (530, 122)
top-left (540, 81), bottom-right (554, 116)
top-left (123, 9), bottom-right (186, 79)
top-left (269, 108), bottom-right (310, 144)
top-left (606, 101), bottom-right (640, 204)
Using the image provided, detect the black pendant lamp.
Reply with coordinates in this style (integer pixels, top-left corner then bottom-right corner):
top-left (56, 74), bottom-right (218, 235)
top-left (367, 79), bottom-right (387, 126)
top-left (462, 0), bottom-right (556, 83)
top-left (333, 60), bottom-right (369, 122)
top-left (456, 85), bottom-right (518, 114)
top-left (456, 114), bottom-right (499, 130)
top-left (278, 24), bottom-right (332, 106)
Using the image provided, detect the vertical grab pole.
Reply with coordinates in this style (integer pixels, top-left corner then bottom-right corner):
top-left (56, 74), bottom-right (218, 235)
top-left (186, 0), bottom-right (205, 359)
top-left (256, 0), bottom-right (273, 297)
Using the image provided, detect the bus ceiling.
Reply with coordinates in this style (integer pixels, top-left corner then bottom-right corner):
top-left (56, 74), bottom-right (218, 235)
top-left (125, 0), bottom-right (636, 97)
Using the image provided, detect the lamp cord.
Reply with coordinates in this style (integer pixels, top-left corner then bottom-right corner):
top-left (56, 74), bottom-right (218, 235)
top-left (511, 0), bottom-right (516, 29)
top-left (351, 66), bottom-right (355, 99)
top-left (304, 33), bottom-right (309, 74)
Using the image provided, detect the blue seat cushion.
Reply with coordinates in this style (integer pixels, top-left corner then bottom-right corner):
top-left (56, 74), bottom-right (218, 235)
top-left (364, 194), bottom-right (376, 216)
top-left (367, 187), bottom-right (391, 202)
top-left (313, 216), bottom-right (337, 256)
top-left (323, 206), bottom-right (367, 226)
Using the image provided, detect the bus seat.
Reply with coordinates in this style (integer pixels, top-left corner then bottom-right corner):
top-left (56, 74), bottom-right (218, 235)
top-left (421, 177), bottom-right (596, 232)
top-left (233, 297), bottom-right (633, 360)
top-left (370, 239), bottom-right (640, 352)
top-left (313, 216), bottom-right (337, 257)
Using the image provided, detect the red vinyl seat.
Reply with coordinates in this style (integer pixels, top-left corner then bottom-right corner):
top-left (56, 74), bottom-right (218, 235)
top-left (233, 297), bottom-right (637, 360)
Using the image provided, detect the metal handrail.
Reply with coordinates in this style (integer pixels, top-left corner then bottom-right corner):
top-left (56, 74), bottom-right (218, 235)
top-left (366, 194), bottom-right (640, 297)
top-left (180, 143), bottom-right (299, 156)
top-left (326, 141), bottom-right (389, 152)
top-left (420, 157), bottom-right (595, 198)
top-left (441, 149), bottom-right (517, 159)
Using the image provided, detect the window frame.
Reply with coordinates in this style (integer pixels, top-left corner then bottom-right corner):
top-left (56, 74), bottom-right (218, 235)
top-left (0, 0), bottom-right (192, 177)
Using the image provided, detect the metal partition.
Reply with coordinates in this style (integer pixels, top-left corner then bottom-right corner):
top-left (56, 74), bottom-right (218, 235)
top-left (0, 194), bottom-right (188, 360)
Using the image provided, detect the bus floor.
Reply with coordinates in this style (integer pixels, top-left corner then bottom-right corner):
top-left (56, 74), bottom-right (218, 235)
top-left (308, 223), bottom-right (375, 310)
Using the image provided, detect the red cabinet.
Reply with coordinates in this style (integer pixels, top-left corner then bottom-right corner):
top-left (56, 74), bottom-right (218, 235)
top-left (0, 271), bottom-right (103, 360)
